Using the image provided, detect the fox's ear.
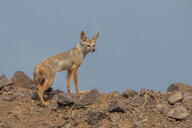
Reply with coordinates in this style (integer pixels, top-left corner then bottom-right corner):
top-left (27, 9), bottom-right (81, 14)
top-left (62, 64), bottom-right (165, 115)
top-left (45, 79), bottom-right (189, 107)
top-left (80, 30), bottom-right (87, 42)
top-left (92, 32), bottom-right (99, 41)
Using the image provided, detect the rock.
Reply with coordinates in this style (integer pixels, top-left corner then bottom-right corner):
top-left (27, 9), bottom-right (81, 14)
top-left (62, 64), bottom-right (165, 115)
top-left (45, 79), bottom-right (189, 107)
top-left (3, 125), bottom-right (10, 128)
top-left (13, 93), bottom-right (25, 99)
top-left (32, 88), bottom-right (59, 101)
top-left (3, 95), bottom-right (15, 101)
top-left (131, 96), bottom-right (145, 107)
top-left (0, 74), bottom-right (14, 89)
top-left (52, 104), bottom-right (59, 111)
top-left (44, 87), bottom-right (53, 93)
top-left (63, 122), bottom-right (71, 128)
top-left (168, 92), bottom-right (183, 105)
top-left (147, 90), bottom-right (156, 99)
top-left (109, 113), bottom-right (121, 122)
top-left (11, 71), bottom-right (35, 89)
top-left (31, 92), bottom-right (39, 100)
top-left (167, 83), bottom-right (192, 92)
top-left (122, 89), bottom-right (137, 98)
top-left (3, 93), bottom-right (25, 101)
top-left (87, 111), bottom-right (107, 125)
top-left (108, 91), bottom-right (121, 98)
top-left (52, 89), bottom-right (63, 95)
top-left (57, 93), bottom-right (75, 106)
top-left (121, 122), bottom-right (134, 128)
top-left (156, 104), bottom-right (166, 114)
top-left (139, 88), bottom-right (147, 96)
top-left (183, 93), bottom-right (192, 102)
top-left (108, 100), bottom-right (126, 113)
top-left (75, 89), bottom-right (100, 108)
top-left (0, 122), bottom-right (10, 128)
top-left (2, 85), bottom-right (13, 92)
top-left (32, 89), bottom-right (58, 101)
top-left (168, 106), bottom-right (189, 120)
top-left (43, 88), bottom-right (56, 100)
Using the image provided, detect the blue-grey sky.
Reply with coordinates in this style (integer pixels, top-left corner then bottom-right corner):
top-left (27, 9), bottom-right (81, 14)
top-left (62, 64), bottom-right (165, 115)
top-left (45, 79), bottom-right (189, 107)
top-left (0, 0), bottom-right (192, 92)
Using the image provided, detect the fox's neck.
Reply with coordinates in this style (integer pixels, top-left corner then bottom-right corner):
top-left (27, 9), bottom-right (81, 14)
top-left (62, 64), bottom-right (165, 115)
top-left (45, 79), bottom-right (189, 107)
top-left (75, 43), bottom-right (89, 58)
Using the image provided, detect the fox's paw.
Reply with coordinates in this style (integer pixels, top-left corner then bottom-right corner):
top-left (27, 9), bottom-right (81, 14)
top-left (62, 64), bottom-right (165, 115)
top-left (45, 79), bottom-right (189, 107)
top-left (42, 102), bottom-right (49, 107)
top-left (77, 90), bottom-right (89, 94)
top-left (69, 92), bottom-right (75, 95)
top-left (38, 102), bottom-right (49, 107)
top-left (68, 90), bottom-right (75, 94)
top-left (83, 90), bottom-right (89, 93)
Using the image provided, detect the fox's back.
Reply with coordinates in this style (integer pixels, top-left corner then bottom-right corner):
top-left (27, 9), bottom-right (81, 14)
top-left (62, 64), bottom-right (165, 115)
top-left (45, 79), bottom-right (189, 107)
top-left (38, 48), bottom-right (84, 72)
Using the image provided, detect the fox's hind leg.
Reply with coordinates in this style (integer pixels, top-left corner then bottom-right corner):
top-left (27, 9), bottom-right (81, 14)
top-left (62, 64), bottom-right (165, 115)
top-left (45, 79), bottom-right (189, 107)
top-left (37, 77), bottom-right (55, 106)
top-left (37, 79), bottom-right (49, 106)
top-left (72, 67), bottom-right (88, 94)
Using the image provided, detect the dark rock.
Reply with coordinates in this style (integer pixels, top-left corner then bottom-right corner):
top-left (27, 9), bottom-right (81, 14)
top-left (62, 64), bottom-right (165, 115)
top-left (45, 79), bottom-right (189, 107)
top-left (31, 92), bottom-right (39, 100)
top-left (32, 88), bottom-right (58, 101)
top-left (57, 93), bottom-right (75, 106)
top-left (87, 111), bottom-right (107, 125)
top-left (131, 96), bottom-right (145, 107)
top-left (43, 88), bottom-right (55, 100)
top-left (52, 89), bottom-right (63, 95)
top-left (168, 92), bottom-right (183, 105)
top-left (122, 89), bottom-right (137, 98)
top-left (2, 85), bottom-right (13, 92)
top-left (167, 83), bottom-right (192, 92)
top-left (108, 100), bottom-right (126, 113)
top-left (52, 104), bottom-right (59, 111)
top-left (0, 74), bottom-right (14, 89)
top-left (11, 71), bottom-right (35, 89)
top-left (168, 106), bottom-right (189, 120)
top-left (45, 87), bottom-right (54, 93)
top-left (3, 93), bottom-right (25, 101)
top-left (75, 89), bottom-right (100, 108)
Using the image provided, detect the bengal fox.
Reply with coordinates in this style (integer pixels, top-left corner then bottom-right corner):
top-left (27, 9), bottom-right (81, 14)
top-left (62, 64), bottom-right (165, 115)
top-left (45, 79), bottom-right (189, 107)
top-left (33, 31), bottom-right (99, 106)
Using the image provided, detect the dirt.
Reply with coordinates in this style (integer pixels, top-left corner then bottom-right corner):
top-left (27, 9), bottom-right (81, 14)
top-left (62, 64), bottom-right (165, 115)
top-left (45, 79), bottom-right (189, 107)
top-left (0, 74), bottom-right (192, 128)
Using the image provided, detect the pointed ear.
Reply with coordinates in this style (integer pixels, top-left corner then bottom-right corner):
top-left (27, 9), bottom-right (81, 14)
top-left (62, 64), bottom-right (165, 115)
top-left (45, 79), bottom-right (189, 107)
top-left (80, 30), bottom-right (87, 42)
top-left (92, 32), bottom-right (99, 41)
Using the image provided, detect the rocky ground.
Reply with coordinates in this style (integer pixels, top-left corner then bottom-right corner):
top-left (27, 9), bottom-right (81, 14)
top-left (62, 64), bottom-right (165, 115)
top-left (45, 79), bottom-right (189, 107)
top-left (0, 71), bottom-right (192, 128)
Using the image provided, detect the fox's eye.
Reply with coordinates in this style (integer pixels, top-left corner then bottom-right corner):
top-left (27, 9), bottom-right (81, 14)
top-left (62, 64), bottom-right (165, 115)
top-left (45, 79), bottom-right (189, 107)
top-left (93, 45), bottom-right (95, 47)
top-left (86, 45), bottom-right (91, 47)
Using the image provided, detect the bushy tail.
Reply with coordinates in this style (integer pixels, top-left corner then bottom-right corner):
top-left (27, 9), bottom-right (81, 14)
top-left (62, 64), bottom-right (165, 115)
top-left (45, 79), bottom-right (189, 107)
top-left (33, 66), bottom-right (45, 86)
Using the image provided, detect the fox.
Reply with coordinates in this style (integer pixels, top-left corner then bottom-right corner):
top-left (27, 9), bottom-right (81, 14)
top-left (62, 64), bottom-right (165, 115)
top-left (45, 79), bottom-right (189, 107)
top-left (33, 30), bottom-right (99, 106)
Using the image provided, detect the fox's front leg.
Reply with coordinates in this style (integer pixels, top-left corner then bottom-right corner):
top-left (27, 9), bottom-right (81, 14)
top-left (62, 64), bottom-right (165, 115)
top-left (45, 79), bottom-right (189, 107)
top-left (72, 67), bottom-right (88, 94)
top-left (67, 70), bottom-right (73, 93)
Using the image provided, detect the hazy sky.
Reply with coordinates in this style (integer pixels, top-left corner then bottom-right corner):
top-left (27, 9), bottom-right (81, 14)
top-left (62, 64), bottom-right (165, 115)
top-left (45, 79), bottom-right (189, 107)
top-left (0, 0), bottom-right (192, 92)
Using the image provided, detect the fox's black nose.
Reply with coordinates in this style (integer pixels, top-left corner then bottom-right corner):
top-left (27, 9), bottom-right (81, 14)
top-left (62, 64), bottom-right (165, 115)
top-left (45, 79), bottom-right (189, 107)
top-left (92, 49), bottom-right (95, 52)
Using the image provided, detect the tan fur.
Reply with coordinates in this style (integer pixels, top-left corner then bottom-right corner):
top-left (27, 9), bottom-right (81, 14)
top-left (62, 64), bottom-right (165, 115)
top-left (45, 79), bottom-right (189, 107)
top-left (33, 30), bottom-right (99, 106)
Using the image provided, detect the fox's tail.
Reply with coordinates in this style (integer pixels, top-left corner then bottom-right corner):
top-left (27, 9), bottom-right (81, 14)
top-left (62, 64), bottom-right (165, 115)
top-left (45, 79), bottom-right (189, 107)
top-left (33, 65), bottom-right (45, 86)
